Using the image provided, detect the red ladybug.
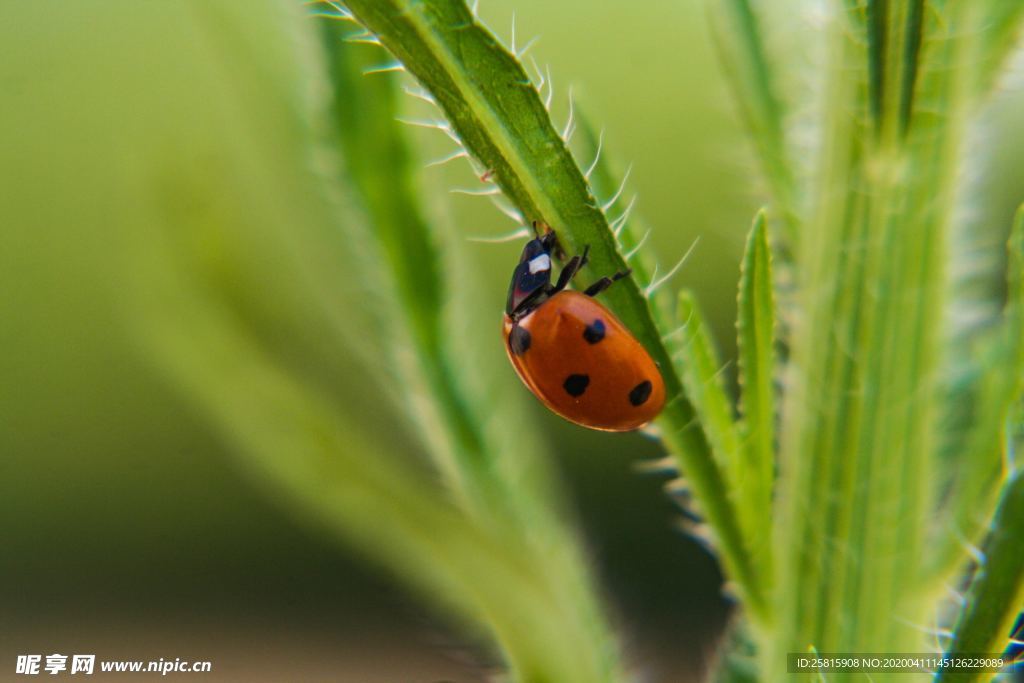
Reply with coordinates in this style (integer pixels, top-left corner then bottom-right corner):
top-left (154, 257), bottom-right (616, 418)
top-left (503, 226), bottom-right (666, 431)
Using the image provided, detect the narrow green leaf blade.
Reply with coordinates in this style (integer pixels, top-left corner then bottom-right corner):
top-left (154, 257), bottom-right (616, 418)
top-left (676, 291), bottom-right (741, 474)
top-left (671, 292), bottom-right (768, 624)
top-left (736, 210), bottom-right (776, 573)
top-left (936, 470), bottom-right (1024, 683)
top-left (897, 0), bottom-right (925, 136)
top-left (865, 0), bottom-right (887, 134)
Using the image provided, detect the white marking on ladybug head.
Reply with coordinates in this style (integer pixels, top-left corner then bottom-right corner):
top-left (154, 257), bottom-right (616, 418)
top-left (528, 254), bottom-right (551, 274)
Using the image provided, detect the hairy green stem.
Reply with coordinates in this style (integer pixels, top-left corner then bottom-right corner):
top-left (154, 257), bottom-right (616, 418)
top-left (772, 3), bottom-right (979, 677)
top-left (339, 0), bottom-right (767, 624)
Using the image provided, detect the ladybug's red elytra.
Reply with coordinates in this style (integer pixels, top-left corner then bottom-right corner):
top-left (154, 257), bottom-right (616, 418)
top-left (503, 225), bottom-right (666, 432)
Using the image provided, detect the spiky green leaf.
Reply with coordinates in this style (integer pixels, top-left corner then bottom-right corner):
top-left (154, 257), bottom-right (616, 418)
top-left (936, 471), bottom-right (1024, 683)
top-left (736, 210), bottom-right (776, 574)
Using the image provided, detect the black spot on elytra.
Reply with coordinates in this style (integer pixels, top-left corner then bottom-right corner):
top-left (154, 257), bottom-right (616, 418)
top-left (509, 325), bottom-right (531, 356)
top-left (629, 380), bottom-right (653, 406)
top-left (583, 319), bottom-right (606, 344)
top-left (563, 374), bottom-right (590, 397)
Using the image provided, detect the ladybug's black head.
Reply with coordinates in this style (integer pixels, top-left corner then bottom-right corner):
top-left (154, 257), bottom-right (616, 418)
top-left (506, 230), bottom-right (557, 316)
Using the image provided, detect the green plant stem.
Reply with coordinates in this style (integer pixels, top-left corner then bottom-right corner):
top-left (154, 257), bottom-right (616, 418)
top-left (339, 0), bottom-right (768, 624)
top-left (772, 3), bottom-right (978, 676)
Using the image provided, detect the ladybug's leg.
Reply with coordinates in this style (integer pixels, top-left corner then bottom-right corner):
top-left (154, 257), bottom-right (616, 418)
top-left (510, 286), bottom-right (549, 322)
top-left (583, 269), bottom-right (632, 297)
top-left (552, 245), bottom-right (591, 293)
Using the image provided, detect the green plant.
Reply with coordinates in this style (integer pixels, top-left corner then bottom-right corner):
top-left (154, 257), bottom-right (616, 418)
top-left (99, 0), bottom-right (1024, 681)
top-left (325, 0), bottom-right (1024, 679)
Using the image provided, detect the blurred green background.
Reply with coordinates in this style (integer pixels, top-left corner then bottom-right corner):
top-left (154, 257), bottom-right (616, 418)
top-left (3, 1), bottom-right (1023, 680)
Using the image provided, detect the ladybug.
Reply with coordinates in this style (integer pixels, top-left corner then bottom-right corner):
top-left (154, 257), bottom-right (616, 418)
top-left (503, 225), bottom-right (666, 431)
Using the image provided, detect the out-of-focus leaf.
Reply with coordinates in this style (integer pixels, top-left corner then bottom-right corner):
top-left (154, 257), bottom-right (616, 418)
top-left (929, 205), bottom-right (1024, 577)
top-left (317, 27), bottom-right (625, 682)
top-left (708, 0), bottom-right (797, 240)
